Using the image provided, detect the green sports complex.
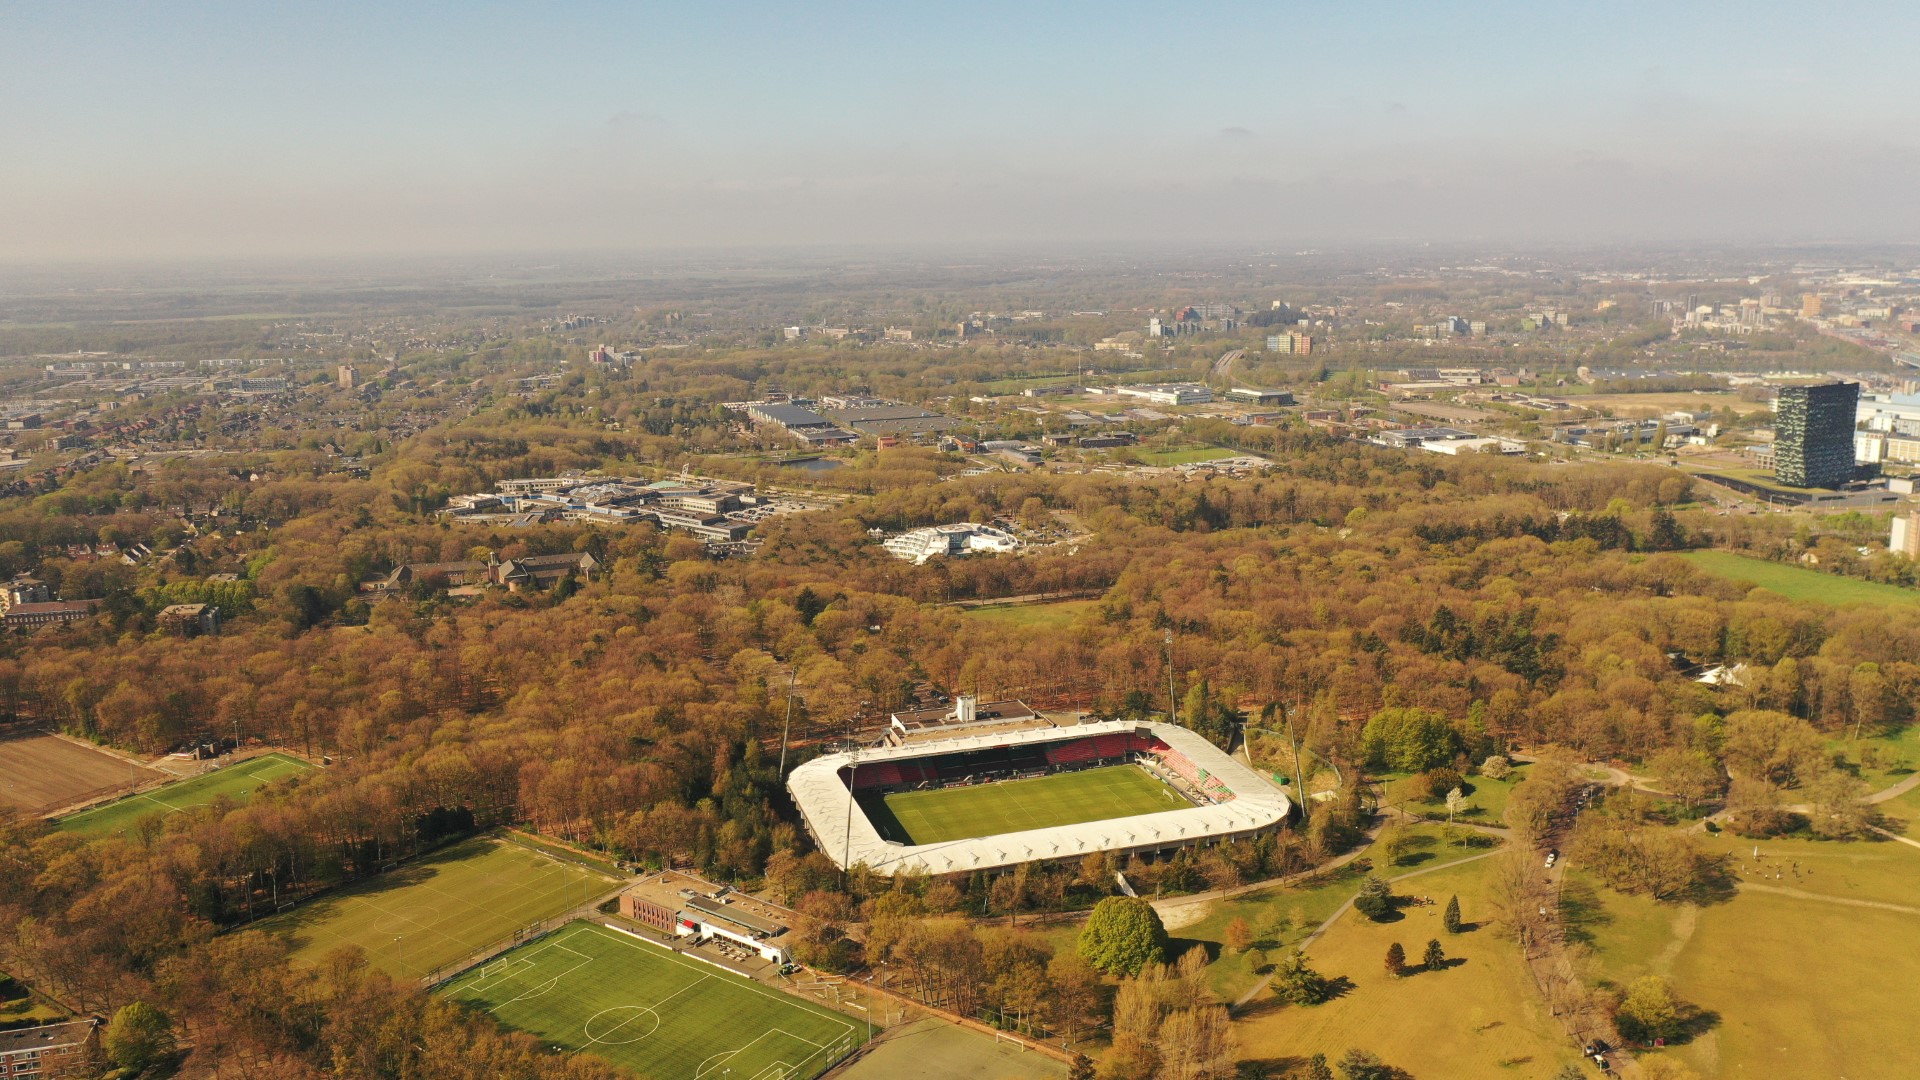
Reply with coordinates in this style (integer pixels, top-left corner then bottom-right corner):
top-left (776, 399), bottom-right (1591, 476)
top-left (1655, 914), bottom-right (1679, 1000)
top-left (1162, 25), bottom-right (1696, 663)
top-left (861, 763), bottom-right (1189, 845)
top-left (55, 752), bottom-right (317, 838)
top-left (440, 920), bottom-right (862, 1080)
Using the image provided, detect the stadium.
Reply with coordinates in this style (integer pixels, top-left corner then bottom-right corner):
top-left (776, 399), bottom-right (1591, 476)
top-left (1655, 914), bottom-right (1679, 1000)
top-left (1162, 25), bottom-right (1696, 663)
top-left (787, 718), bottom-right (1291, 876)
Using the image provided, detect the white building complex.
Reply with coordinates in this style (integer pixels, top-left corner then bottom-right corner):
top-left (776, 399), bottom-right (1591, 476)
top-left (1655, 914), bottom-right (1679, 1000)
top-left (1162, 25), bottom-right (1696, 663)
top-left (882, 523), bottom-right (1021, 564)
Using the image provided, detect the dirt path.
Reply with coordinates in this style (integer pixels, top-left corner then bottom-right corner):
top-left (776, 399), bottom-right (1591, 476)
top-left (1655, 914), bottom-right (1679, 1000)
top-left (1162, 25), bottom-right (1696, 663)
top-left (1737, 880), bottom-right (1920, 915)
top-left (1866, 770), bottom-right (1920, 804)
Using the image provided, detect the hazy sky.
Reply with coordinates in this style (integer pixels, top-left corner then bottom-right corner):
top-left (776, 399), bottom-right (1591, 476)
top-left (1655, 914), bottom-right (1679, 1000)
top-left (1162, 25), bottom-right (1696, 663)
top-left (5, 0), bottom-right (1918, 260)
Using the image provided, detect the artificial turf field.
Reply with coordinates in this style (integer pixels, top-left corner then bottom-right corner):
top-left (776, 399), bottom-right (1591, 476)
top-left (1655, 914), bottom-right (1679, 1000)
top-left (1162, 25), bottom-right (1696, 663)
top-left (442, 920), bottom-right (862, 1080)
top-left (265, 834), bottom-right (617, 980)
top-left (55, 752), bottom-right (316, 837)
top-left (860, 763), bottom-right (1190, 845)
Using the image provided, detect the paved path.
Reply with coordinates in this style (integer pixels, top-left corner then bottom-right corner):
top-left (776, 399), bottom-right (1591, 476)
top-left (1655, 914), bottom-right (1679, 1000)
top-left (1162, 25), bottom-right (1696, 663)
top-left (1866, 770), bottom-right (1920, 804)
top-left (1737, 879), bottom-right (1920, 915)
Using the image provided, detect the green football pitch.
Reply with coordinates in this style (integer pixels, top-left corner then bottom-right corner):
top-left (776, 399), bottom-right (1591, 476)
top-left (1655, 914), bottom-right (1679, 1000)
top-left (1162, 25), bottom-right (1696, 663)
top-left (56, 752), bottom-right (317, 838)
top-left (860, 763), bottom-right (1191, 845)
top-left (442, 920), bottom-right (863, 1080)
top-left (264, 834), bottom-right (618, 980)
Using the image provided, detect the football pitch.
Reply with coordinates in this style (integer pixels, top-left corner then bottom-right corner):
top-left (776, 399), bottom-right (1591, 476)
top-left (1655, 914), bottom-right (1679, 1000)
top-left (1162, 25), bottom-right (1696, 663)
top-left (265, 834), bottom-right (617, 980)
top-left (442, 920), bottom-right (862, 1080)
top-left (861, 763), bottom-right (1191, 845)
top-left (55, 752), bottom-right (317, 837)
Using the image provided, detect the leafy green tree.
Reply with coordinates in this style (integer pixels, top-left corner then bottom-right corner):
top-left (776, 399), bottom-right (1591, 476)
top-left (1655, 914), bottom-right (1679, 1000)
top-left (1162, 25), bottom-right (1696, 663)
top-left (1077, 896), bottom-right (1168, 976)
top-left (1353, 875), bottom-right (1394, 921)
top-left (1360, 707), bottom-right (1461, 772)
top-left (1443, 894), bottom-right (1462, 933)
top-left (1384, 942), bottom-right (1407, 977)
top-left (1303, 1054), bottom-right (1335, 1080)
top-left (105, 1001), bottom-right (176, 1071)
top-left (1615, 975), bottom-right (1683, 1043)
top-left (1270, 949), bottom-right (1334, 1005)
top-left (1423, 938), bottom-right (1446, 970)
top-left (1338, 1048), bottom-right (1393, 1080)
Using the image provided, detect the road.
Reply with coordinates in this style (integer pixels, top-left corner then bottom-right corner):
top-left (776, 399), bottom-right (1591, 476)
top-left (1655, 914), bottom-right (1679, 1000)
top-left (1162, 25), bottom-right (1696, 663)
top-left (1211, 349), bottom-right (1244, 380)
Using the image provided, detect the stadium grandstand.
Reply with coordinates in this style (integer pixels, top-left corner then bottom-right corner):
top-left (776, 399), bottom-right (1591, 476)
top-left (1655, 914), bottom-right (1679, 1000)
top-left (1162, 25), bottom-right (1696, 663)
top-left (787, 719), bottom-right (1290, 876)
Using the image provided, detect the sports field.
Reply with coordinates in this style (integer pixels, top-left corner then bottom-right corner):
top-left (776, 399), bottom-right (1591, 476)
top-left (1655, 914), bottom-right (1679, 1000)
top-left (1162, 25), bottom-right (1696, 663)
top-left (860, 764), bottom-right (1190, 845)
top-left (266, 835), bottom-right (617, 980)
top-left (1679, 550), bottom-right (1920, 608)
top-left (443, 920), bottom-right (862, 1080)
top-left (55, 752), bottom-right (316, 837)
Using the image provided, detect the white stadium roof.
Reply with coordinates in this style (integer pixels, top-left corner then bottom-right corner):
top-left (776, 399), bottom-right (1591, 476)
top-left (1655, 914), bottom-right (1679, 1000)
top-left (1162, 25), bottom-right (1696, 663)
top-left (787, 719), bottom-right (1291, 876)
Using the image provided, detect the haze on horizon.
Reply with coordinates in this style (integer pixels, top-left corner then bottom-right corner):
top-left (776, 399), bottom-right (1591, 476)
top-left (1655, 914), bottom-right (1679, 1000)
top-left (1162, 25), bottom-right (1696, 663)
top-left (5, 0), bottom-right (1918, 263)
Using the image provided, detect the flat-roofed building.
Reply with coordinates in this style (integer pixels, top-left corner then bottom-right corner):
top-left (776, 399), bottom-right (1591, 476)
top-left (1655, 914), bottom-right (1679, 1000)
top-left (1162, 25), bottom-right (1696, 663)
top-left (0, 1018), bottom-right (101, 1079)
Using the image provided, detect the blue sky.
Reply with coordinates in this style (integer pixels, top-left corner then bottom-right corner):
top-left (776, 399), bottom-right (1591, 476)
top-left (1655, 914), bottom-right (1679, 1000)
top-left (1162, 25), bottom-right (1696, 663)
top-left (3, 1), bottom-right (1916, 259)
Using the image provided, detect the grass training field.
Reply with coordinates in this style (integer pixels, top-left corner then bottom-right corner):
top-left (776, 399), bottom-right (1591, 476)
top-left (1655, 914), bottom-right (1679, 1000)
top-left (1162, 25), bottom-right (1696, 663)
top-left (1136, 446), bottom-right (1237, 466)
top-left (837, 1016), bottom-right (1063, 1080)
top-left (861, 764), bottom-right (1189, 845)
top-left (0, 732), bottom-right (162, 813)
top-left (266, 834), bottom-right (617, 980)
top-left (1679, 550), bottom-right (1920, 608)
top-left (959, 599), bottom-right (1099, 630)
top-left (443, 921), bottom-right (862, 1080)
top-left (56, 752), bottom-right (316, 837)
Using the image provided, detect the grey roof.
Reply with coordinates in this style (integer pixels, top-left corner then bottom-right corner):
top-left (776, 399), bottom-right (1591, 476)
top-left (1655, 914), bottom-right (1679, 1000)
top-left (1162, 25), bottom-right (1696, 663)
top-left (751, 403), bottom-right (832, 428)
top-left (788, 720), bottom-right (1290, 876)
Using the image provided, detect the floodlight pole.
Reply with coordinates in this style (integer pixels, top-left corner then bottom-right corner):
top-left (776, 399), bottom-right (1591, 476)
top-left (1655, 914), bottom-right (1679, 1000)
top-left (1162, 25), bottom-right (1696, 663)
top-left (778, 670), bottom-right (797, 780)
top-left (1164, 628), bottom-right (1178, 724)
top-left (842, 720), bottom-right (859, 885)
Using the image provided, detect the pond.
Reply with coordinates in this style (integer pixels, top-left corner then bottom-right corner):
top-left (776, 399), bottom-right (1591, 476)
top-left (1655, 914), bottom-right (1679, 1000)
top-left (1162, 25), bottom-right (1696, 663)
top-left (775, 457), bottom-right (842, 472)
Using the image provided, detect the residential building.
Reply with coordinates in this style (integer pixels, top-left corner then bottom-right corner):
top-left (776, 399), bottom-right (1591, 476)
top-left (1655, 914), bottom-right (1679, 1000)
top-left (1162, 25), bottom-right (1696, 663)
top-left (0, 1018), bottom-right (101, 1079)
top-left (1803, 294), bottom-right (1824, 317)
top-left (1774, 382), bottom-right (1859, 488)
top-left (0, 600), bottom-right (99, 630)
top-left (1892, 511), bottom-right (1920, 558)
top-left (157, 603), bottom-right (222, 637)
top-left (1265, 333), bottom-right (1314, 355)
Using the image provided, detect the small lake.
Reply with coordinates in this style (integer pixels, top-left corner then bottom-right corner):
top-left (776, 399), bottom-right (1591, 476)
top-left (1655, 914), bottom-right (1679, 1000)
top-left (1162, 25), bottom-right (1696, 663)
top-left (776, 457), bottom-right (842, 473)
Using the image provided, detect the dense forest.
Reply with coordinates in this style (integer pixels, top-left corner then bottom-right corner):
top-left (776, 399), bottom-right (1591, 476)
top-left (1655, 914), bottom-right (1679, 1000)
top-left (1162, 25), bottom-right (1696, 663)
top-left (1, 370), bottom-right (1916, 1077)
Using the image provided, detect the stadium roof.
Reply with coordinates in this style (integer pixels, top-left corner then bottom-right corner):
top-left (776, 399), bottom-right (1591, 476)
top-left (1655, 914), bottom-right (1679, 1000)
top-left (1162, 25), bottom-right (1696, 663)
top-left (787, 720), bottom-right (1291, 876)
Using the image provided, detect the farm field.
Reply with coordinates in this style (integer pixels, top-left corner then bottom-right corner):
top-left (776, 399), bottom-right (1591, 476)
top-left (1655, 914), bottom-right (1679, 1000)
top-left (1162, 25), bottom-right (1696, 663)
top-left (56, 752), bottom-right (316, 837)
top-left (1233, 857), bottom-right (1583, 1080)
top-left (837, 1016), bottom-right (1063, 1080)
top-left (860, 764), bottom-right (1187, 845)
top-left (264, 834), bottom-right (617, 980)
top-left (1578, 836), bottom-right (1920, 1079)
top-left (0, 732), bottom-right (161, 813)
top-left (442, 920), bottom-right (862, 1080)
top-left (1678, 550), bottom-right (1920, 608)
top-left (959, 599), bottom-right (1099, 630)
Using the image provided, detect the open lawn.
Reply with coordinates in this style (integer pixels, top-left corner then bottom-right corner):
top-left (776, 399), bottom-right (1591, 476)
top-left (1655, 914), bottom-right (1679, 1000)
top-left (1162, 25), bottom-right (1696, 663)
top-left (837, 1016), bottom-right (1063, 1080)
top-left (265, 835), bottom-right (617, 980)
top-left (1385, 767), bottom-right (1527, 827)
top-left (0, 733), bottom-right (160, 813)
top-left (1577, 831), bottom-right (1920, 1078)
top-left (1233, 857), bottom-right (1581, 1080)
top-left (1136, 446), bottom-right (1236, 466)
top-left (959, 599), bottom-right (1099, 630)
top-left (1826, 724), bottom-right (1920, 793)
top-left (861, 764), bottom-right (1189, 846)
top-left (56, 752), bottom-right (316, 838)
top-left (443, 920), bottom-right (862, 1080)
top-left (1679, 550), bottom-right (1920, 608)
